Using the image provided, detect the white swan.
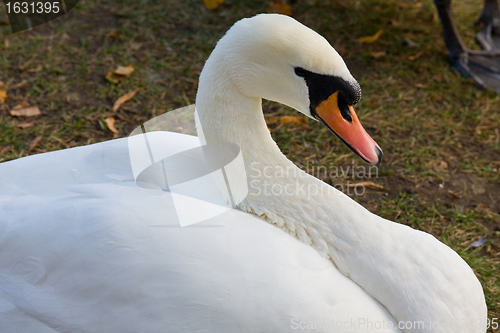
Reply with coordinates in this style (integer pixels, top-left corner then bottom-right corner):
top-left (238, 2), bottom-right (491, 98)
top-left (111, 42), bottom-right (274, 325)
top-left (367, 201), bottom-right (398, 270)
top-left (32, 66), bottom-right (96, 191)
top-left (0, 14), bottom-right (486, 333)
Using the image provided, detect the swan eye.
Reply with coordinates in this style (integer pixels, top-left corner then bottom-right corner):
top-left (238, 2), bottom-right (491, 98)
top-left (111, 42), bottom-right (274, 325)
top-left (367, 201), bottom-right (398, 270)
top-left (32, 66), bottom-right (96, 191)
top-left (294, 67), bottom-right (306, 77)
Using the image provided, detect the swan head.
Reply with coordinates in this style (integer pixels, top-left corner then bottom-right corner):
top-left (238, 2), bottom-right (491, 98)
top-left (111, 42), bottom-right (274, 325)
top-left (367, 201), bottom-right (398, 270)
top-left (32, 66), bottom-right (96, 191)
top-left (209, 14), bottom-right (382, 165)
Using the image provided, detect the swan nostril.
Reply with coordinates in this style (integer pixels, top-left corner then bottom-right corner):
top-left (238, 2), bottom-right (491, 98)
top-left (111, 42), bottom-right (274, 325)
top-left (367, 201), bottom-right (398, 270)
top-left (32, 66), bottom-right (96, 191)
top-left (337, 94), bottom-right (352, 123)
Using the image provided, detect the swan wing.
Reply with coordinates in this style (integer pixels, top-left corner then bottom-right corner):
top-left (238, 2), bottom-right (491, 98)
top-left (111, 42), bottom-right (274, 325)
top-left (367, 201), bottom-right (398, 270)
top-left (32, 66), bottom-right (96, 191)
top-left (0, 133), bottom-right (400, 333)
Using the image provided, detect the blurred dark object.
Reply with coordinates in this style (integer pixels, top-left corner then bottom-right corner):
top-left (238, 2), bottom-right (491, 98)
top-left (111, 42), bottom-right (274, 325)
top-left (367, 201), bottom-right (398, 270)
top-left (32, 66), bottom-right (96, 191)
top-left (434, 0), bottom-right (500, 93)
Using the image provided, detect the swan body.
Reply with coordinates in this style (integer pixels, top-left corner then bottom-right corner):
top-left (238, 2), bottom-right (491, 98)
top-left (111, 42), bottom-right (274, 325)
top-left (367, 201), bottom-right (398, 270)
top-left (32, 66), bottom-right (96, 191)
top-left (0, 14), bottom-right (486, 333)
top-left (0, 132), bottom-right (399, 333)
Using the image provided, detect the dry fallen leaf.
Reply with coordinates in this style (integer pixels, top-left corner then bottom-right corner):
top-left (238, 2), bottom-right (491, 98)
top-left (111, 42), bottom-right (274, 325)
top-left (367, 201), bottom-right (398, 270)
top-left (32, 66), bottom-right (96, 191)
top-left (203, 0), bottom-right (225, 10)
top-left (114, 65), bottom-right (134, 76)
top-left (437, 160), bottom-right (448, 169)
top-left (358, 29), bottom-right (384, 44)
top-left (397, 1), bottom-right (422, 8)
top-left (17, 122), bottom-right (35, 129)
top-left (433, 75), bottom-right (444, 82)
top-left (105, 117), bottom-right (119, 134)
top-left (106, 65), bottom-right (135, 83)
top-left (305, 154), bottom-right (316, 160)
top-left (113, 88), bottom-right (140, 112)
top-left (29, 135), bottom-right (43, 151)
top-left (370, 51), bottom-right (386, 59)
top-left (11, 80), bottom-right (28, 89)
top-left (448, 190), bottom-right (461, 199)
top-left (280, 115), bottom-right (309, 127)
top-left (265, 117), bottom-right (278, 126)
top-left (389, 19), bottom-right (400, 26)
top-left (28, 64), bottom-right (43, 73)
top-left (408, 51), bottom-right (424, 61)
top-left (414, 83), bottom-right (428, 89)
top-left (0, 82), bottom-right (7, 103)
top-left (106, 29), bottom-right (126, 40)
top-left (130, 42), bottom-right (142, 51)
top-left (267, 0), bottom-right (292, 16)
top-left (12, 101), bottom-right (30, 109)
top-left (4, 39), bottom-right (9, 48)
top-left (404, 38), bottom-right (420, 48)
top-left (105, 72), bottom-right (122, 84)
top-left (10, 102), bottom-right (41, 117)
top-left (346, 181), bottom-right (385, 191)
top-left (337, 1), bottom-right (349, 9)
top-left (11, 106), bottom-right (41, 117)
top-left (475, 124), bottom-right (498, 135)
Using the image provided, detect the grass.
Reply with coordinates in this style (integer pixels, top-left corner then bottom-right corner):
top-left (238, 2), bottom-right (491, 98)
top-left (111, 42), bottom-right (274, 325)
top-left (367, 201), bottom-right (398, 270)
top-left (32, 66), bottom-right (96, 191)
top-left (0, 0), bottom-right (499, 329)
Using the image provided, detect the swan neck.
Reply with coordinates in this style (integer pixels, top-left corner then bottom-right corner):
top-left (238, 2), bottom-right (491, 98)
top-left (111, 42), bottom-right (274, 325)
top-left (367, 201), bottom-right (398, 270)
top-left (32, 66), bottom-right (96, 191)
top-left (196, 63), bottom-right (285, 167)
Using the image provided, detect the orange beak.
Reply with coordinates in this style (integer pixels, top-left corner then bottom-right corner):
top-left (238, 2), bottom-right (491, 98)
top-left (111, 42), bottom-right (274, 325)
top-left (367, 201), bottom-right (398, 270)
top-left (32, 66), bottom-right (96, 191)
top-left (315, 92), bottom-right (382, 165)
